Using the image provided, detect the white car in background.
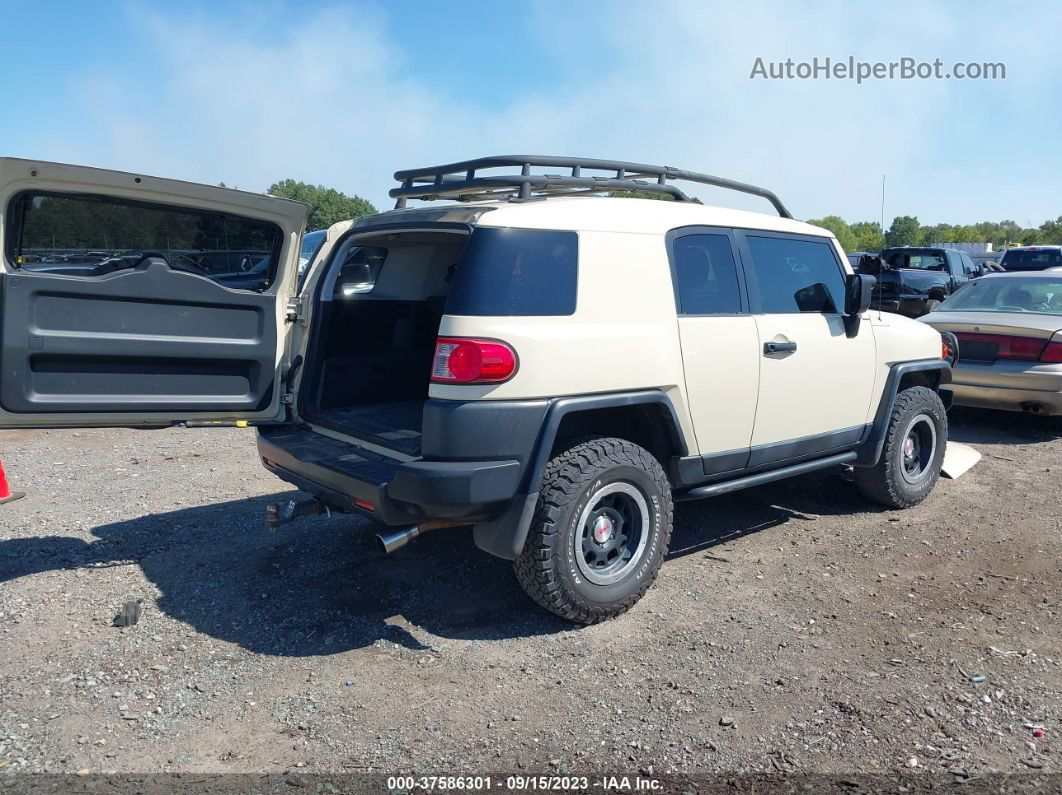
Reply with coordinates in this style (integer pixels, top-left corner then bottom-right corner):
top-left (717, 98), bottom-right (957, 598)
top-left (921, 272), bottom-right (1062, 416)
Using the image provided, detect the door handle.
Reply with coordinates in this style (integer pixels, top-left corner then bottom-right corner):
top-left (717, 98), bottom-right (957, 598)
top-left (763, 341), bottom-right (797, 355)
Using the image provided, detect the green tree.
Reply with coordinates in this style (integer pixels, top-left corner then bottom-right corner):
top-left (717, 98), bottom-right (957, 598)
top-left (849, 221), bottom-right (884, 252)
top-left (268, 179), bottom-right (377, 231)
top-left (1038, 216), bottom-right (1062, 244)
top-left (885, 215), bottom-right (923, 247)
top-left (920, 223), bottom-right (954, 245)
top-left (806, 215), bottom-right (856, 251)
top-left (1018, 227), bottom-right (1043, 245)
top-left (607, 190), bottom-right (675, 201)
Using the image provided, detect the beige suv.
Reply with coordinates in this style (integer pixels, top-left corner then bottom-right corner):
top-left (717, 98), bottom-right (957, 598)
top-left (0, 156), bottom-right (954, 623)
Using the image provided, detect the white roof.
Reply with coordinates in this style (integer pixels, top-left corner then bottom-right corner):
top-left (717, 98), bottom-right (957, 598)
top-left (474, 195), bottom-right (829, 237)
top-left (380, 195), bottom-right (832, 238)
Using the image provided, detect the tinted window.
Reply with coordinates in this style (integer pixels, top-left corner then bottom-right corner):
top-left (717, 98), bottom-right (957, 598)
top-left (746, 235), bottom-right (845, 314)
top-left (1000, 248), bottom-right (1062, 272)
top-left (883, 250), bottom-right (947, 271)
top-left (9, 192), bottom-right (280, 290)
top-left (300, 230), bottom-right (326, 263)
top-left (672, 234), bottom-right (742, 314)
top-left (445, 227), bottom-right (577, 316)
top-left (941, 277), bottom-right (1062, 314)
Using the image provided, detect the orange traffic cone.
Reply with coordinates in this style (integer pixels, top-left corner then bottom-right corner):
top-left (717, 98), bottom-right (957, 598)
top-left (0, 460), bottom-right (24, 505)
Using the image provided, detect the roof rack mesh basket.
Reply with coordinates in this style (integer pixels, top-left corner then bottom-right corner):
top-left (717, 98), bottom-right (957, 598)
top-left (389, 155), bottom-right (792, 218)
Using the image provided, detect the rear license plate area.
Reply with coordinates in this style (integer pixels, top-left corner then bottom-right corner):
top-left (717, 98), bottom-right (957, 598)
top-left (960, 340), bottom-right (998, 361)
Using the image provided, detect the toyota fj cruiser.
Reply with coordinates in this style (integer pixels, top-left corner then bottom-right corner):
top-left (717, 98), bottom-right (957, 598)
top-left (0, 156), bottom-right (954, 624)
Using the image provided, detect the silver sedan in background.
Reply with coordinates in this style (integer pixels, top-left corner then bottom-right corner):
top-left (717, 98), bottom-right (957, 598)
top-left (920, 272), bottom-right (1062, 416)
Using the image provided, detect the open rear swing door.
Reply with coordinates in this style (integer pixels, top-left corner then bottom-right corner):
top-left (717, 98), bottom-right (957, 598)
top-left (0, 157), bottom-right (310, 429)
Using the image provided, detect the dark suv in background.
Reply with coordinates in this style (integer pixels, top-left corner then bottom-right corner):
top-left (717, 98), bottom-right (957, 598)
top-left (998, 245), bottom-right (1062, 272)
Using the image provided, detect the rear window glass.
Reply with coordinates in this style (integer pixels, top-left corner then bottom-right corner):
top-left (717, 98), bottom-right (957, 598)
top-left (883, 250), bottom-right (947, 271)
top-left (940, 277), bottom-right (1062, 314)
top-left (445, 228), bottom-right (577, 316)
top-left (1000, 249), bottom-right (1062, 271)
top-left (8, 192), bottom-right (280, 290)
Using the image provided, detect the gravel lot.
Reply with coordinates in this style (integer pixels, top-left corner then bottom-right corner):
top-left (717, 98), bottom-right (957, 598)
top-left (0, 409), bottom-right (1060, 781)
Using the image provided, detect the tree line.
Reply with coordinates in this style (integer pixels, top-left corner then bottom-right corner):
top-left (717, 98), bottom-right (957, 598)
top-left (19, 176), bottom-right (1060, 255)
top-left (268, 180), bottom-right (376, 230)
top-left (20, 194), bottom-right (275, 251)
top-left (806, 215), bottom-right (1062, 253)
top-left (606, 191), bottom-right (1062, 253)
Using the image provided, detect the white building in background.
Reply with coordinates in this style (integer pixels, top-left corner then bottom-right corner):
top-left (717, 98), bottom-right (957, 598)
top-left (925, 242), bottom-right (995, 254)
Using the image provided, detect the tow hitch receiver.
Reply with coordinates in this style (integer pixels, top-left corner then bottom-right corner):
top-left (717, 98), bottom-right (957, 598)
top-left (266, 497), bottom-right (331, 531)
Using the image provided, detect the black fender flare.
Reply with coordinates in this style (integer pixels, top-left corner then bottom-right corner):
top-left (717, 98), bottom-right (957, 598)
top-left (854, 359), bottom-right (952, 467)
top-left (472, 389), bottom-right (689, 559)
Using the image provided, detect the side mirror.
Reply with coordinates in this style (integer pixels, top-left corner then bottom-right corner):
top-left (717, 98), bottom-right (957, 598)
top-left (845, 272), bottom-right (875, 315)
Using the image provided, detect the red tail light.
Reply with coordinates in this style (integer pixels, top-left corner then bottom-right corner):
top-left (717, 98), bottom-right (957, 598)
top-left (431, 337), bottom-right (518, 384)
top-left (954, 332), bottom-right (1046, 361)
top-left (1042, 341), bottom-right (1062, 363)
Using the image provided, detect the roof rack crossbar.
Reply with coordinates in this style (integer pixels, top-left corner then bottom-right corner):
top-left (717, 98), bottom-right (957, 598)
top-left (390, 155), bottom-right (792, 217)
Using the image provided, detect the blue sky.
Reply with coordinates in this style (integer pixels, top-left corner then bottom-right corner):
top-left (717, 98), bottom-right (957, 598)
top-left (2, 0), bottom-right (1059, 226)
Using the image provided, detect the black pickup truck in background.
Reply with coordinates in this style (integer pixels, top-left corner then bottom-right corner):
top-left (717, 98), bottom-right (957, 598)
top-left (858, 246), bottom-right (984, 317)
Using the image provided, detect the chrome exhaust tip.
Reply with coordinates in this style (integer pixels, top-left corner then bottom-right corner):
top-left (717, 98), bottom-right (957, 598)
top-left (376, 525), bottom-right (421, 555)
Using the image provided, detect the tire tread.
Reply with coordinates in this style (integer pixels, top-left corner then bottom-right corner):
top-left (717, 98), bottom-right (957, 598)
top-left (854, 385), bottom-right (946, 509)
top-left (514, 437), bottom-right (673, 624)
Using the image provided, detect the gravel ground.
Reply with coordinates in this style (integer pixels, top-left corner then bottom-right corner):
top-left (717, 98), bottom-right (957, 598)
top-left (0, 408), bottom-right (1059, 781)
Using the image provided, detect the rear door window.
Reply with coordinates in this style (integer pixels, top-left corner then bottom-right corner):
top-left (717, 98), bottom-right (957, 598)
top-left (445, 227), bottom-right (577, 316)
top-left (671, 233), bottom-right (744, 314)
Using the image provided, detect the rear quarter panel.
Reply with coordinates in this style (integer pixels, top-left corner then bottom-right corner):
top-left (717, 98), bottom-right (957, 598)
top-left (430, 230), bottom-right (695, 443)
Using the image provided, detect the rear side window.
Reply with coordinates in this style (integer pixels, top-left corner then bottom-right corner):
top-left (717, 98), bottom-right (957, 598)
top-left (745, 235), bottom-right (846, 314)
top-left (8, 192), bottom-right (280, 290)
top-left (445, 227), bottom-right (577, 316)
top-left (672, 233), bottom-right (743, 314)
top-left (332, 245), bottom-right (388, 297)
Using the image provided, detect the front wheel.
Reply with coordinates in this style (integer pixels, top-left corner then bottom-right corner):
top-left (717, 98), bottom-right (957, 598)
top-left (514, 438), bottom-right (673, 624)
top-left (854, 385), bottom-right (947, 509)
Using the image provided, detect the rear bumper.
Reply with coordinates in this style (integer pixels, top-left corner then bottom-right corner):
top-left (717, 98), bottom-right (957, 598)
top-left (257, 425), bottom-right (524, 527)
top-left (949, 361), bottom-right (1062, 415)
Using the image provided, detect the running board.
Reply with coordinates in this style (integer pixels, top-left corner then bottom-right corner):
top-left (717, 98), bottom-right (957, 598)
top-left (675, 451), bottom-right (857, 501)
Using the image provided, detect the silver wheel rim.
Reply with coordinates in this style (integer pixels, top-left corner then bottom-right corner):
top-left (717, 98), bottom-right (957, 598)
top-left (574, 481), bottom-right (650, 585)
top-left (900, 413), bottom-right (937, 485)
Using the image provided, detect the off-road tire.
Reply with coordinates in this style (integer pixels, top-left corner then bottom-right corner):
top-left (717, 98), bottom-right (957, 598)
top-left (923, 299), bottom-right (943, 314)
top-left (854, 385), bottom-right (947, 509)
top-left (514, 438), bottom-right (673, 624)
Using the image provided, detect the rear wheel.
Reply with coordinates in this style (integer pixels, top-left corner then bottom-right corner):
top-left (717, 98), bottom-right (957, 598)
top-left (854, 386), bottom-right (947, 508)
top-left (514, 438), bottom-right (673, 624)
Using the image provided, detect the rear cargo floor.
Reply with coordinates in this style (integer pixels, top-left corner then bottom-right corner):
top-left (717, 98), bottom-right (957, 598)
top-left (312, 401), bottom-right (423, 455)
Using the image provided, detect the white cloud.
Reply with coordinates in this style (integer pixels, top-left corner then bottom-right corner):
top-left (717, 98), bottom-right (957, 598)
top-left (55, 0), bottom-right (1062, 224)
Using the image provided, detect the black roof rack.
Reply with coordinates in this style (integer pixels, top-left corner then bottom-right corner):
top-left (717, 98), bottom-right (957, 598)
top-left (390, 155), bottom-right (793, 218)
